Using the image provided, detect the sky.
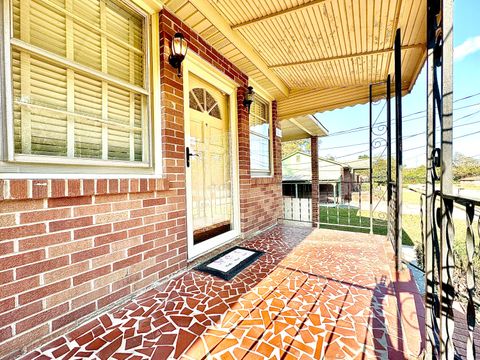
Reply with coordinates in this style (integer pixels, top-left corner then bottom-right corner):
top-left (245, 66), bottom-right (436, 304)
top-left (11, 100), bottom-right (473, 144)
top-left (315, 0), bottom-right (480, 168)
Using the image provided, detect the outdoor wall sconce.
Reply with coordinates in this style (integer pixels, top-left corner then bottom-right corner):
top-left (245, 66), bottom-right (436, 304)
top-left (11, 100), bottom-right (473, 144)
top-left (243, 86), bottom-right (255, 114)
top-left (168, 32), bottom-right (188, 77)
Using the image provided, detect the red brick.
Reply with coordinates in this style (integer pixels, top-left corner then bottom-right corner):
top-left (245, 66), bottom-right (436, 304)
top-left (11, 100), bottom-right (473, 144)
top-left (0, 298), bottom-right (15, 312)
top-left (82, 179), bottom-right (95, 196)
top-left (108, 179), bottom-right (119, 193)
top-left (19, 279), bottom-right (70, 305)
top-left (67, 180), bottom-right (81, 197)
top-left (0, 276), bottom-right (40, 299)
top-left (119, 179), bottom-right (129, 193)
top-left (51, 180), bottom-right (66, 198)
top-left (74, 224), bottom-right (111, 240)
top-left (0, 250), bottom-right (45, 271)
top-left (74, 203), bottom-right (111, 217)
top-left (143, 230), bottom-right (166, 242)
top-left (19, 231), bottom-right (71, 251)
top-left (112, 254), bottom-right (142, 271)
top-left (49, 216), bottom-right (93, 232)
top-left (0, 324), bottom-right (49, 359)
top-left (31, 180), bottom-right (49, 199)
top-left (44, 261), bottom-right (89, 284)
top-left (113, 218), bottom-right (143, 231)
top-left (0, 199), bottom-right (44, 214)
top-left (73, 265), bottom-right (111, 286)
top-left (0, 270), bottom-right (13, 285)
top-left (16, 256), bottom-right (69, 279)
top-left (71, 245), bottom-right (110, 263)
top-left (20, 208), bottom-right (71, 224)
top-left (96, 179), bottom-right (108, 194)
top-left (112, 273), bottom-right (141, 291)
top-left (95, 194), bottom-right (127, 204)
top-left (97, 286), bottom-right (130, 309)
top-left (128, 224), bottom-right (155, 238)
top-left (94, 231), bottom-right (127, 246)
top-left (0, 241), bottom-right (14, 255)
top-left (52, 302), bottom-right (96, 331)
top-left (16, 303), bottom-right (69, 334)
top-left (127, 242), bottom-right (153, 256)
top-left (48, 196), bottom-right (92, 208)
top-left (0, 326), bottom-right (12, 342)
top-left (9, 180), bottom-right (28, 199)
top-left (0, 301), bottom-right (42, 326)
top-left (72, 286), bottom-right (109, 309)
top-left (0, 223), bottom-right (46, 241)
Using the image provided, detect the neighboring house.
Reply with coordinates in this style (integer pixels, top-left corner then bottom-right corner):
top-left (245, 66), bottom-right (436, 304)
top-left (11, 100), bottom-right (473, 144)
top-left (459, 175), bottom-right (480, 187)
top-left (282, 151), bottom-right (356, 203)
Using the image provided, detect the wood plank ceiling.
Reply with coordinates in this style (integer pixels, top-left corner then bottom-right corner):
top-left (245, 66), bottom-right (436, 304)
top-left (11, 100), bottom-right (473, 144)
top-left (164, 0), bottom-right (426, 119)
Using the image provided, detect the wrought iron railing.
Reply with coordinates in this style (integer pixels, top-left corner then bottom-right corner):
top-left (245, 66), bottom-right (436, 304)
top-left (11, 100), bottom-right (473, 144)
top-left (430, 193), bottom-right (479, 359)
top-left (406, 185), bottom-right (480, 359)
top-left (388, 182), bottom-right (397, 249)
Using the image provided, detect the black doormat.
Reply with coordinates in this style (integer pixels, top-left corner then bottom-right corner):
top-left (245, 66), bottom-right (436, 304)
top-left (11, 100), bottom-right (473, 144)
top-left (195, 246), bottom-right (264, 281)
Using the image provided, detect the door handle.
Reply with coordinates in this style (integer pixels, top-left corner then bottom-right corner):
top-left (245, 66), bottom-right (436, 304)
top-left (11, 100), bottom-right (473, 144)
top-left (186, 147), bottom-right (199, 168)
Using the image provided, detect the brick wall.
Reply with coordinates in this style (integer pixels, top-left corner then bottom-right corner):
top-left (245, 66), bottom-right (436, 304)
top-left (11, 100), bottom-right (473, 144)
top-left (0, 178), bottom-right (186, 358)
top-left (240, 100), bottom-right (283, 235)
top-left (160, 9), bottom-right (282, 237)
top-left (0, 8), bottom-right (282, 359)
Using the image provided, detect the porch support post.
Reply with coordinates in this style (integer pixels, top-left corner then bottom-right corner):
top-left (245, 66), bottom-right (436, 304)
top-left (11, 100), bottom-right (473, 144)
top-left (386, 75), bottom-right (392, 213)
top-left (369, 85), bottom-right (373, 235)
top-left (311, 136), bottom-right (319, 227)
top-left (394, 29), bottom-right (403, 272)
top-left (439, 0), bottom-right (455, 357)
top-left (425, 0), bottom-right (437, 355)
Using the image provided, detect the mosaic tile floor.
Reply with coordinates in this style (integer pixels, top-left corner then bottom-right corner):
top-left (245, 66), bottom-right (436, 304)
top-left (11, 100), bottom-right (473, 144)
top-left (22, 226), bottom-right (424, 359)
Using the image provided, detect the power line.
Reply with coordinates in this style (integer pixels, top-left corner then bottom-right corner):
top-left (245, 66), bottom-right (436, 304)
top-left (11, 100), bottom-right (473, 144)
top-left (315, 108), bottom-right (480, 152)
top-left (329, 127), bottom-right (480, 161)
top-left (320, 94), bottom-right (480, 138)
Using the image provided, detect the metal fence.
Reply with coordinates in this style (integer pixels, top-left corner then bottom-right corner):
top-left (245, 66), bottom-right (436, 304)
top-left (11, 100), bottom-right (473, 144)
top-left (281, 180), bottom-right (391, 234)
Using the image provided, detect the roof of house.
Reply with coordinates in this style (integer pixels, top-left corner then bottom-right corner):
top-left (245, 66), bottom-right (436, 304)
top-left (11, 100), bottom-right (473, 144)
top-left (282, 150), bottom-right (350, 168)
top-left (460, 175), bottom-right (480, 181)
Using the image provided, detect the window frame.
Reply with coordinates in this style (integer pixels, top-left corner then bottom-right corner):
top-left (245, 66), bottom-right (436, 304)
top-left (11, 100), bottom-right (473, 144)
top-left (249, 86), bottom-right (274, 178)
top-left (0, 0), bottom-right (160, 176)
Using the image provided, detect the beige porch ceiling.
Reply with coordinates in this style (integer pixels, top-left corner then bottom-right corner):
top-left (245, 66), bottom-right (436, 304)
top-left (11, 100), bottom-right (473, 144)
top-left (164, 0), bottom-right (426, 119)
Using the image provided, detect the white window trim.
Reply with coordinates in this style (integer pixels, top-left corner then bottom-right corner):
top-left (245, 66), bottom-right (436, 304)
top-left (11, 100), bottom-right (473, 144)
top-left (0, 0), bottom-right (162, 178)
top-left (249, 81), bottom-right (274, 178)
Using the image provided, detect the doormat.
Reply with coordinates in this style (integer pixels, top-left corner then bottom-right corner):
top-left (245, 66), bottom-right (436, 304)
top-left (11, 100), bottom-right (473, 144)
top-left (195, 246), bottom-right (264, 281)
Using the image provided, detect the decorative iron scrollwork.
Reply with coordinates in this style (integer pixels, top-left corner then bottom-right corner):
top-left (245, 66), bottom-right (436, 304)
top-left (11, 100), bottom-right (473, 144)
top-left (465, 202), bottom-right (476, 360)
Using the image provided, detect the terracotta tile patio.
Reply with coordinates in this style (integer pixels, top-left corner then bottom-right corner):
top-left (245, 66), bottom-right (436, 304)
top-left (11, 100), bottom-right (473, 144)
top-left (21, 225), bottom-right (425, 359)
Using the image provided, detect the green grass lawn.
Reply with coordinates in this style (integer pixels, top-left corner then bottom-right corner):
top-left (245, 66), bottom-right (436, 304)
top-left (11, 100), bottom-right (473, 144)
top-left (318, 206), bottom-right (414, 245)
top-left (402, 188), bottom-right (423, 205)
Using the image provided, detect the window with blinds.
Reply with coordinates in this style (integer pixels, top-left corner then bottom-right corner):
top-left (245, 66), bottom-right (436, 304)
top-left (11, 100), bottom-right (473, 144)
top-left (8, 0), bottom-right (149, 164)
top-left (249, 96), bottom-right (271, 175)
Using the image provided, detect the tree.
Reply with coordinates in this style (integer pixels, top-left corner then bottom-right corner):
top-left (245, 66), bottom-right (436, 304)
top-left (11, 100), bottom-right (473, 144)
top-left (282, 139), bottom-right (312, 158)
top-left (453, 153), bottom-right (480, 180)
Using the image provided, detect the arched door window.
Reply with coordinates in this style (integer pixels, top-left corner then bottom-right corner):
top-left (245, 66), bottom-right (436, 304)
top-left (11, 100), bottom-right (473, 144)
top-left (189, 88), bottom-right (221, 119)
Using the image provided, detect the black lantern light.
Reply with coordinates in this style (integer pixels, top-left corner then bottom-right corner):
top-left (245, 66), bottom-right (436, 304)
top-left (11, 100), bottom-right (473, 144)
top-left (168, 33), bottom-right (188, 77)
top-left (243, 86), bottom-right (255, 114)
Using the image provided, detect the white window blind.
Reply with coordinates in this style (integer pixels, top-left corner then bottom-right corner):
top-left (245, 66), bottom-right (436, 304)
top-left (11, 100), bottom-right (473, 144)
top-left (249, 96), bottom-right (271, 174)
top-left (9, 0), bottom-right (149, 163)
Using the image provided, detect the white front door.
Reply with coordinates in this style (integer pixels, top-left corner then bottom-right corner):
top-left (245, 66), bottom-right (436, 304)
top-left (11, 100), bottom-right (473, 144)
top-left (185, 72), bottom-right (239, 259)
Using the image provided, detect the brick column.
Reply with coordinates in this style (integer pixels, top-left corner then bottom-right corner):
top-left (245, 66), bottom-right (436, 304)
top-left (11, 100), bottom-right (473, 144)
top-left (311, 136), bottom-right (319, 227)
